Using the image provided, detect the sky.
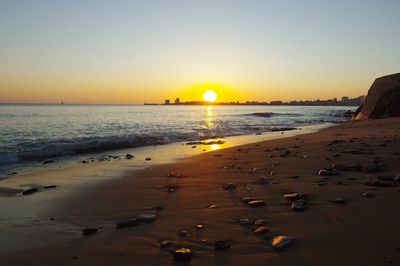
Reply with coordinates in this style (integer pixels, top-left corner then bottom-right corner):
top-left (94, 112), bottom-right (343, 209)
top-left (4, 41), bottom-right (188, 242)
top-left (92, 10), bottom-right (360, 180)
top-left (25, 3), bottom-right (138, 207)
top-left (0, 0), bottom-right (400, 104)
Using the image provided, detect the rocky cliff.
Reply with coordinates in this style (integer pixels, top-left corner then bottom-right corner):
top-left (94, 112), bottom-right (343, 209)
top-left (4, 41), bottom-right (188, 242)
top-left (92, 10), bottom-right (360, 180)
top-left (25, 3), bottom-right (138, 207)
top-left (353, 73), bottom-right (400, 120)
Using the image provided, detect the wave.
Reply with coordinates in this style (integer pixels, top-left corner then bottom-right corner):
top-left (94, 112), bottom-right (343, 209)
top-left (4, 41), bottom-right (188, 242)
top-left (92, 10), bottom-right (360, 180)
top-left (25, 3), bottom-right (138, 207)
top-left (244, 112), bottom-right (304, 118)
top-left (0, 131), bottom-right (242, 167)
top-left (0, 125), bottom-right (304, 167)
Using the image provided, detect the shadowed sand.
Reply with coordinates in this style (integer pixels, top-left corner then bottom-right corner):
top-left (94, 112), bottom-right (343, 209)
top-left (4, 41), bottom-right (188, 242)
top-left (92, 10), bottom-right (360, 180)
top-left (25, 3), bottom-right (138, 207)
top-left (1, 118), bottom-right (400, 265)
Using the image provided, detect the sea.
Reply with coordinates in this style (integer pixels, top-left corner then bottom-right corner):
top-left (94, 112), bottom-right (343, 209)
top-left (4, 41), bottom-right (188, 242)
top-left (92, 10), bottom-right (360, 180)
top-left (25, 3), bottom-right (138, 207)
top-left (0, 104), bottom-right (356, 171)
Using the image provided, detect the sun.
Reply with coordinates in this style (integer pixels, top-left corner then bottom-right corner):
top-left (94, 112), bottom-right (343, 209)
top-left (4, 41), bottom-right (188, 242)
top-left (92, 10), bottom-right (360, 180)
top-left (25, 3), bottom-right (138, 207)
top-left (203, 90), bottom-right (218, 103)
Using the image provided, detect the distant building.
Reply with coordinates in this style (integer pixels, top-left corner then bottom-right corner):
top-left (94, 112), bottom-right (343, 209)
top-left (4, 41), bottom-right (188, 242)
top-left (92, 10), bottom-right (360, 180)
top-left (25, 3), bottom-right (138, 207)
top-left (175, 98), bottom-right (180, 104)
top-left (341, 96), bottom-right (350, 105)
top-left (164, 99), bottom-right (170, 105)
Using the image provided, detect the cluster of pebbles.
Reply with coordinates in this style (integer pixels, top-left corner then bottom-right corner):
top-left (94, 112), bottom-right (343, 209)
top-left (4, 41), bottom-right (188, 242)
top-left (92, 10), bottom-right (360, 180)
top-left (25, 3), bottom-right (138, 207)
top-left (83, 134), bottom-right (399, 262)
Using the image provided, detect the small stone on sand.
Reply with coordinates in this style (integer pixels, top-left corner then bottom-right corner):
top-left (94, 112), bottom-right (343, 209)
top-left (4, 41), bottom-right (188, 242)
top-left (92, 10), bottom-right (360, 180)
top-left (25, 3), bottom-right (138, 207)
top-left (223, 183), bottom-right (237, 190)
top-left (178, 230), bottom-right (188, 237)
top-left (318, 169), bottom-right (339, 176)
top-left (330, 197), bottom-right (346, 204)
top-left (291, 200), bottom-right (305, 211)
top-left (160, 240), bottom-right (172, 248)
top-left (239, 219), bottom-right (254, 225)
top-left (271, 235), bottom-right (295, 250)
top-left (362, 192), bottom-right (374, 198)
top-left (258, 176), bottom-right (269, 184)
top-left (196, 224), bottom-right (204, 229)
top-left (22, 188), bottom-right (38, 195)
top-left (82, 228), bottom-right (98, 236)
top-left (116, 219), bottom-right (138, 229)
top-left (254, 219), bottom-right (267, 226)
top-left (125, 154), bottom-right (134, 159)
top-left (43, 185), bottom-right (57, 189)
top-left (241, 197), bottom-right (256, 203)
top-left (254, 226), bottom-right (269, 234)
top-left (136, 214), bottom-right (157, 222)
top-left (248, 200), bottom-right (266, 207)
top-left (174, 248), bottom-right (192, 261)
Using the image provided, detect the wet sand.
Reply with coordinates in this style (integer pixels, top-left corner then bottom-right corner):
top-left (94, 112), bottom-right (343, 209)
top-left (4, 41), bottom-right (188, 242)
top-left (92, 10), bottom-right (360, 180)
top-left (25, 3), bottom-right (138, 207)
top-left (1, 118), bottom-right (400, 265)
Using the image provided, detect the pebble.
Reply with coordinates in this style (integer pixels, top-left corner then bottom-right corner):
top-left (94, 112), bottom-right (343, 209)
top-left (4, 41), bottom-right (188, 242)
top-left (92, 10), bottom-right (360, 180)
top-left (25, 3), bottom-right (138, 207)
top-left (258, 176), bottom-right (269, 184)
top-left (116, 219), bottom-right (138, 229)
top-left (254, 219), bottom-right (267, 226)
top-left (43, 185), bottom-right (57, 189)
top-left (145, 157), bottom-right (152, 161)
top-left (223, 183), bottom-right (237, 190)
top-left (174, 248), bottom-right (192, 261)
top-left (196, 224), bottom-right (204, 229)
top-left (239, 218), bottom-right (254, 225)
top-left (214, 240), bottom-right (231, 250)
top-left (248, 200), bottom-right (266, 207)
top-left (283, 192), bottom-right (308, 202)
top-left (178, 230), bottom-right (188, 237)
top-left (241, 197), bottom-right (256, 203)
top-left (318, 169), bottom-right (339, 176)
top-left (22, 188), bottom-right (38, 195)
top-left (248, 168), bottom-right (258, 174)
top-left (362, 192), bottom-right (374, 198)
top-left (136, 214), bottom-right (157, 223)
top-left (291, 200), bottom-right (305, 211)
top-left (271, 235), bottom-right (295, 250)
top-left (254, 226), bottom-right (269, 234)
top-left (160, 240), bottom-right (172, 248)
top-left (330, 197), bottom-right (346, 204)
top-left (82, 227), bottom-right (98, 236)
top-left (125, 154), bottom-right (134, 159)
top-left (332, 163), bottom-right (346, 170)
top-left (208, 204), bottom-right (217, 209)
top-left (165, 184), bottom-right (179, 191)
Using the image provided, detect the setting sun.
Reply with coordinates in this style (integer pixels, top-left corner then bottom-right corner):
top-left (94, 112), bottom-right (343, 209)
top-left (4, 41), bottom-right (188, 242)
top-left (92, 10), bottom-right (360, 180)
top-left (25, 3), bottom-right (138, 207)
top-left (203, 90), bottom-right (218, 103)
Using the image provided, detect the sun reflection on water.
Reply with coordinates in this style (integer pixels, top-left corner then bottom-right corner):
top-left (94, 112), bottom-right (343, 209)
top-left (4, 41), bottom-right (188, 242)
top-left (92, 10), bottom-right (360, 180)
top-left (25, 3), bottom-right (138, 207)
top-left (205, 105), bottom-right (215, 129)
top-left (210, 144), bottom-right (220, 151)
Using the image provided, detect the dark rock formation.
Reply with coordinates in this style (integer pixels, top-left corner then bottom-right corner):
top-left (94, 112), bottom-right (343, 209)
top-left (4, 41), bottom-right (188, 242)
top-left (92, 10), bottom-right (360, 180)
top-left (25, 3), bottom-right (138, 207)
top-left (353, 73), bottom-right (400, 120)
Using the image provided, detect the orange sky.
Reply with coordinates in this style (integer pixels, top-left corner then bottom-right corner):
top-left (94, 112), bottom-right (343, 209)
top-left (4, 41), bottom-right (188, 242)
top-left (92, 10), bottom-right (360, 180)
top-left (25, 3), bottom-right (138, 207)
top-left (1, 1), bottom-right (399, 104)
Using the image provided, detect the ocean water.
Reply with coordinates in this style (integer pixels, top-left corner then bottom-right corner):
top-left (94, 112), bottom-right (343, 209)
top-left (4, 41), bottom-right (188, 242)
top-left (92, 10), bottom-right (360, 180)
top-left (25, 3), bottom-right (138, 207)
top-left (0, 104), bottom-right (356, 167)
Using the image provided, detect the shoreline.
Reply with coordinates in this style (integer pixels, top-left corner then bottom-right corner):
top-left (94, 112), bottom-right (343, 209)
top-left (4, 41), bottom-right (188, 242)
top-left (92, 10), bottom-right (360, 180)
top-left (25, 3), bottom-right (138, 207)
top-left (1, 118), bottom-right (400, 265)
top-left (0, 122), bottom-right (332, 183)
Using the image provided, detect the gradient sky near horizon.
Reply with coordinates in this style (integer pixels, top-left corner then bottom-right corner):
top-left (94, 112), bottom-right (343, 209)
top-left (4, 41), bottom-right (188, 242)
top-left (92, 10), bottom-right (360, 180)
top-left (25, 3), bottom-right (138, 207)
top-left (1, 0), bottom-right (400, 104)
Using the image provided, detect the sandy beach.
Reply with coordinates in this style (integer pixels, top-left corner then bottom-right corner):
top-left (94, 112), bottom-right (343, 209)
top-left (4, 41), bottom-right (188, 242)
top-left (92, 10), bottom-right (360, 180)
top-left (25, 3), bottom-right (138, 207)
top-left (1, 118), bottom-right (399, 265)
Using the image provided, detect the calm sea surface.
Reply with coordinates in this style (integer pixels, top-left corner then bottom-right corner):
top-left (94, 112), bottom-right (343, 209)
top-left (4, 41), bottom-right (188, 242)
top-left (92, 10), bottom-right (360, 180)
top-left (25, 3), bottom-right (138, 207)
top-left (0, 104), bottom-right (356, 167)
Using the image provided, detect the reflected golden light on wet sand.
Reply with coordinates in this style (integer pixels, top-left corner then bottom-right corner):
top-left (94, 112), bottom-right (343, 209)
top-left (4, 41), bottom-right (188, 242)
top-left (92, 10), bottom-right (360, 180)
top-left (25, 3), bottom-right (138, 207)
top-left (210, 144), bottom-right (220, 151)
